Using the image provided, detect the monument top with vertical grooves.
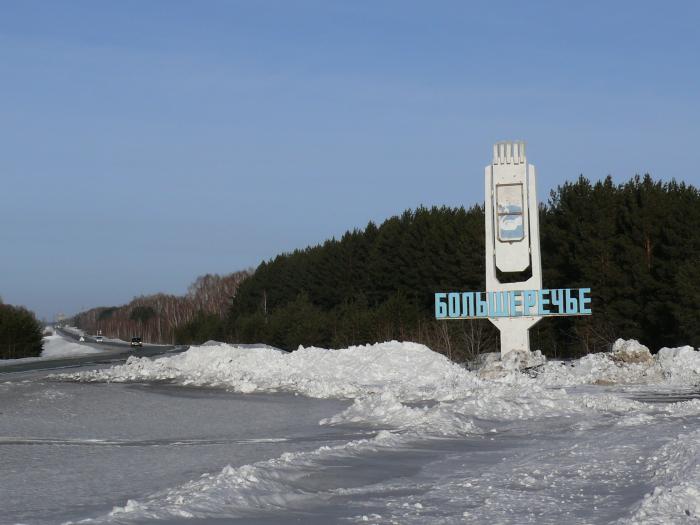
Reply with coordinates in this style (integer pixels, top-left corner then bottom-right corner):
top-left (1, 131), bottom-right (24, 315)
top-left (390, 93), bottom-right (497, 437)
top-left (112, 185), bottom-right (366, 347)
top-left (493, 141), bottom-right (526, 165)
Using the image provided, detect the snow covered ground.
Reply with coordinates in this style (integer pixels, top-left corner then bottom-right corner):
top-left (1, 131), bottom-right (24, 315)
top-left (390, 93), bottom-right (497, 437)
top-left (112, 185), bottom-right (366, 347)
top-left (2, 340), bottom-right (699, 524)
top-left (41, 333), bottom-right (103, 358)
top-left (0, 330), bottom-right (105, 367)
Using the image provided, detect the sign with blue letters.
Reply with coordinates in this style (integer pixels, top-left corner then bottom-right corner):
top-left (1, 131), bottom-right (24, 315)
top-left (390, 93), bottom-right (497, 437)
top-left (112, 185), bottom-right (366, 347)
top-left (435, 288), bottom-right (592, 319)
top-left (435, 142), bottom-right (592, 356)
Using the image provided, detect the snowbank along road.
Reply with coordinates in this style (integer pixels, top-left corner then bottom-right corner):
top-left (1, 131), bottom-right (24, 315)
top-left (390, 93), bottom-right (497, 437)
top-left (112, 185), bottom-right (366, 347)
top-left (1, 337), bottom-right (700, 524)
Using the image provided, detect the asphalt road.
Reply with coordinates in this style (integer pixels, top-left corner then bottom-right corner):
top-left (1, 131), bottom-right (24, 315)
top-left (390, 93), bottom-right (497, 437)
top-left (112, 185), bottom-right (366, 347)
top-left (0, 328), bottom-right (188, 375)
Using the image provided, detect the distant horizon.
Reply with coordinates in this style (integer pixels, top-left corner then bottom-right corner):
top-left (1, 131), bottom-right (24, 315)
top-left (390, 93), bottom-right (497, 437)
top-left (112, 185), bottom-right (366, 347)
top-left (3, 169), bottom-right (695, 321)
top-left (2, 1), bottom-right (699, 319)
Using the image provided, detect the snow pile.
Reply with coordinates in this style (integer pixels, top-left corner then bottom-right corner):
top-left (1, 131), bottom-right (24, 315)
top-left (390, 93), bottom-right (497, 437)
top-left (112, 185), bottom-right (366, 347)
top-left (55, 341), bottom-right (661, 438)
top-left (57, 342), bottom-right (486, 401)
top-left (538, 339), bottom-right (700, 387)
top-left (624, 430), bottom-right (700, 524)
top-left (610, 339), bottom-right (654, 364)
top-left (50, 338), bottom-right (700, 440)
top-left (57, 341), bottom-right (586, 416)
top-left (656, 346), bottom-right (700, 384)
top-left (58, 338), bottom-right (700, 395)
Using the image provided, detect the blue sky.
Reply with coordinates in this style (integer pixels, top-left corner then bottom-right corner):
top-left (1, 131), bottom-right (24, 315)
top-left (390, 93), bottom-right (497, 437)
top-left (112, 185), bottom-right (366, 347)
top-left (1, 1), bottom-right (699, 320)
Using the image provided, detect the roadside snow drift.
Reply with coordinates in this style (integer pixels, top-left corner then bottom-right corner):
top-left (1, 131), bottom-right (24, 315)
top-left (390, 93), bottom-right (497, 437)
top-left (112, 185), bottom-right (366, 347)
top-left (58, 338), bottom-right (700, 395)
top-left (57, 342), bottom-right (590, 437)
top-left (55, 339), bottom-right (700, 436)
top-left (58, 342), bottom-right (482, 399)
top-left (53, 339), bottom-right (700, 525)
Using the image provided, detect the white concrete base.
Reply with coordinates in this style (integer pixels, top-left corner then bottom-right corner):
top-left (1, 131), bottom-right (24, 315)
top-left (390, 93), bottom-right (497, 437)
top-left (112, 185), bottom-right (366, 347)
top-left (489, 316), bottom-right (540, 358)
top-left (499, 327), bottom-right (530, 355)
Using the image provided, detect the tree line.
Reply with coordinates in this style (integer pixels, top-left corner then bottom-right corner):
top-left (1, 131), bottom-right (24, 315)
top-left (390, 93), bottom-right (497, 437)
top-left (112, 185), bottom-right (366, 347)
top-left (183, 174), bottom-right (697, 359)
top-left (73, 174), bottom-right (700, 360)
top-left (71, 271), bottom-right (250, 344)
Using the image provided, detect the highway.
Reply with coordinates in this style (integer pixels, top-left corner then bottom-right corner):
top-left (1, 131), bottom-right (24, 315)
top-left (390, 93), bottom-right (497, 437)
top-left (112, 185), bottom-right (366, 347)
top-left (0, 328), bottom-right (188, 374)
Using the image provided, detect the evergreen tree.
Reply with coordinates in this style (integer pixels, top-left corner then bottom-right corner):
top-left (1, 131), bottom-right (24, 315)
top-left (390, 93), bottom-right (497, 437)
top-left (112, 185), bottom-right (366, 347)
top-left (0, 303), bottom-right (43, 359)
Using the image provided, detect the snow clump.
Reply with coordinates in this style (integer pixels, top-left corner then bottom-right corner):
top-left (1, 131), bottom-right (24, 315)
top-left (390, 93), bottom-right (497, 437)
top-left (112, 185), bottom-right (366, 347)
top-left (610, 338), bottom-right (654, 364)
top-left (537, 339), bottom-right (700, 387)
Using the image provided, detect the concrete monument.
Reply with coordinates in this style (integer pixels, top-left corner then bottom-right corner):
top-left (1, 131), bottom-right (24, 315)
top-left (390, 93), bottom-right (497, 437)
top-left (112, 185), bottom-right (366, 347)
top-left (434, 141), bottom-right (592, 357)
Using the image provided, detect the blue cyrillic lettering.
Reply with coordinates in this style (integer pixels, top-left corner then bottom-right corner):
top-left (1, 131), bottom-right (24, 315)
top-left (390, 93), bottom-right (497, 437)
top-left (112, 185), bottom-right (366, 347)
top-left (435, 293), bottom-right (447, 318)
top-left (522, 290), bottom-right (537, 316)
top-left (565, 288), bottom-right (578, 314)
top-left (462, 292), bottom-right (475, 317)
top-left (550, 289), bottom-right (564, 314)
top-left (579, 288), bottom-right (592, 314)
top-left (537, 289), bottom-right (550, 315)
top-left (510, 291), bottom-right (523, 316)
top-left (491, 291), bottom-right (509, 317)
top-left (475, 292), bottom-right (488, 317)
top-left (448, 292), bottom-right (461, 317)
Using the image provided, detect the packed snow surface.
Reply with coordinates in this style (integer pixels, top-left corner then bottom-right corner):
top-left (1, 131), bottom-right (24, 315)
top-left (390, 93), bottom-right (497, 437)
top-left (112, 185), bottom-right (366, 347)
top-left (46, 339), bottom-right (700, 523)
top-left (623, 429), bottom-right (700, 524)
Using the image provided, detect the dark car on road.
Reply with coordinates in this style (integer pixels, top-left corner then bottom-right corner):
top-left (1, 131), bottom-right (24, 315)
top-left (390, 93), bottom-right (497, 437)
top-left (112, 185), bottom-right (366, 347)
top-left (130, 337), bottom-right (143, 348)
